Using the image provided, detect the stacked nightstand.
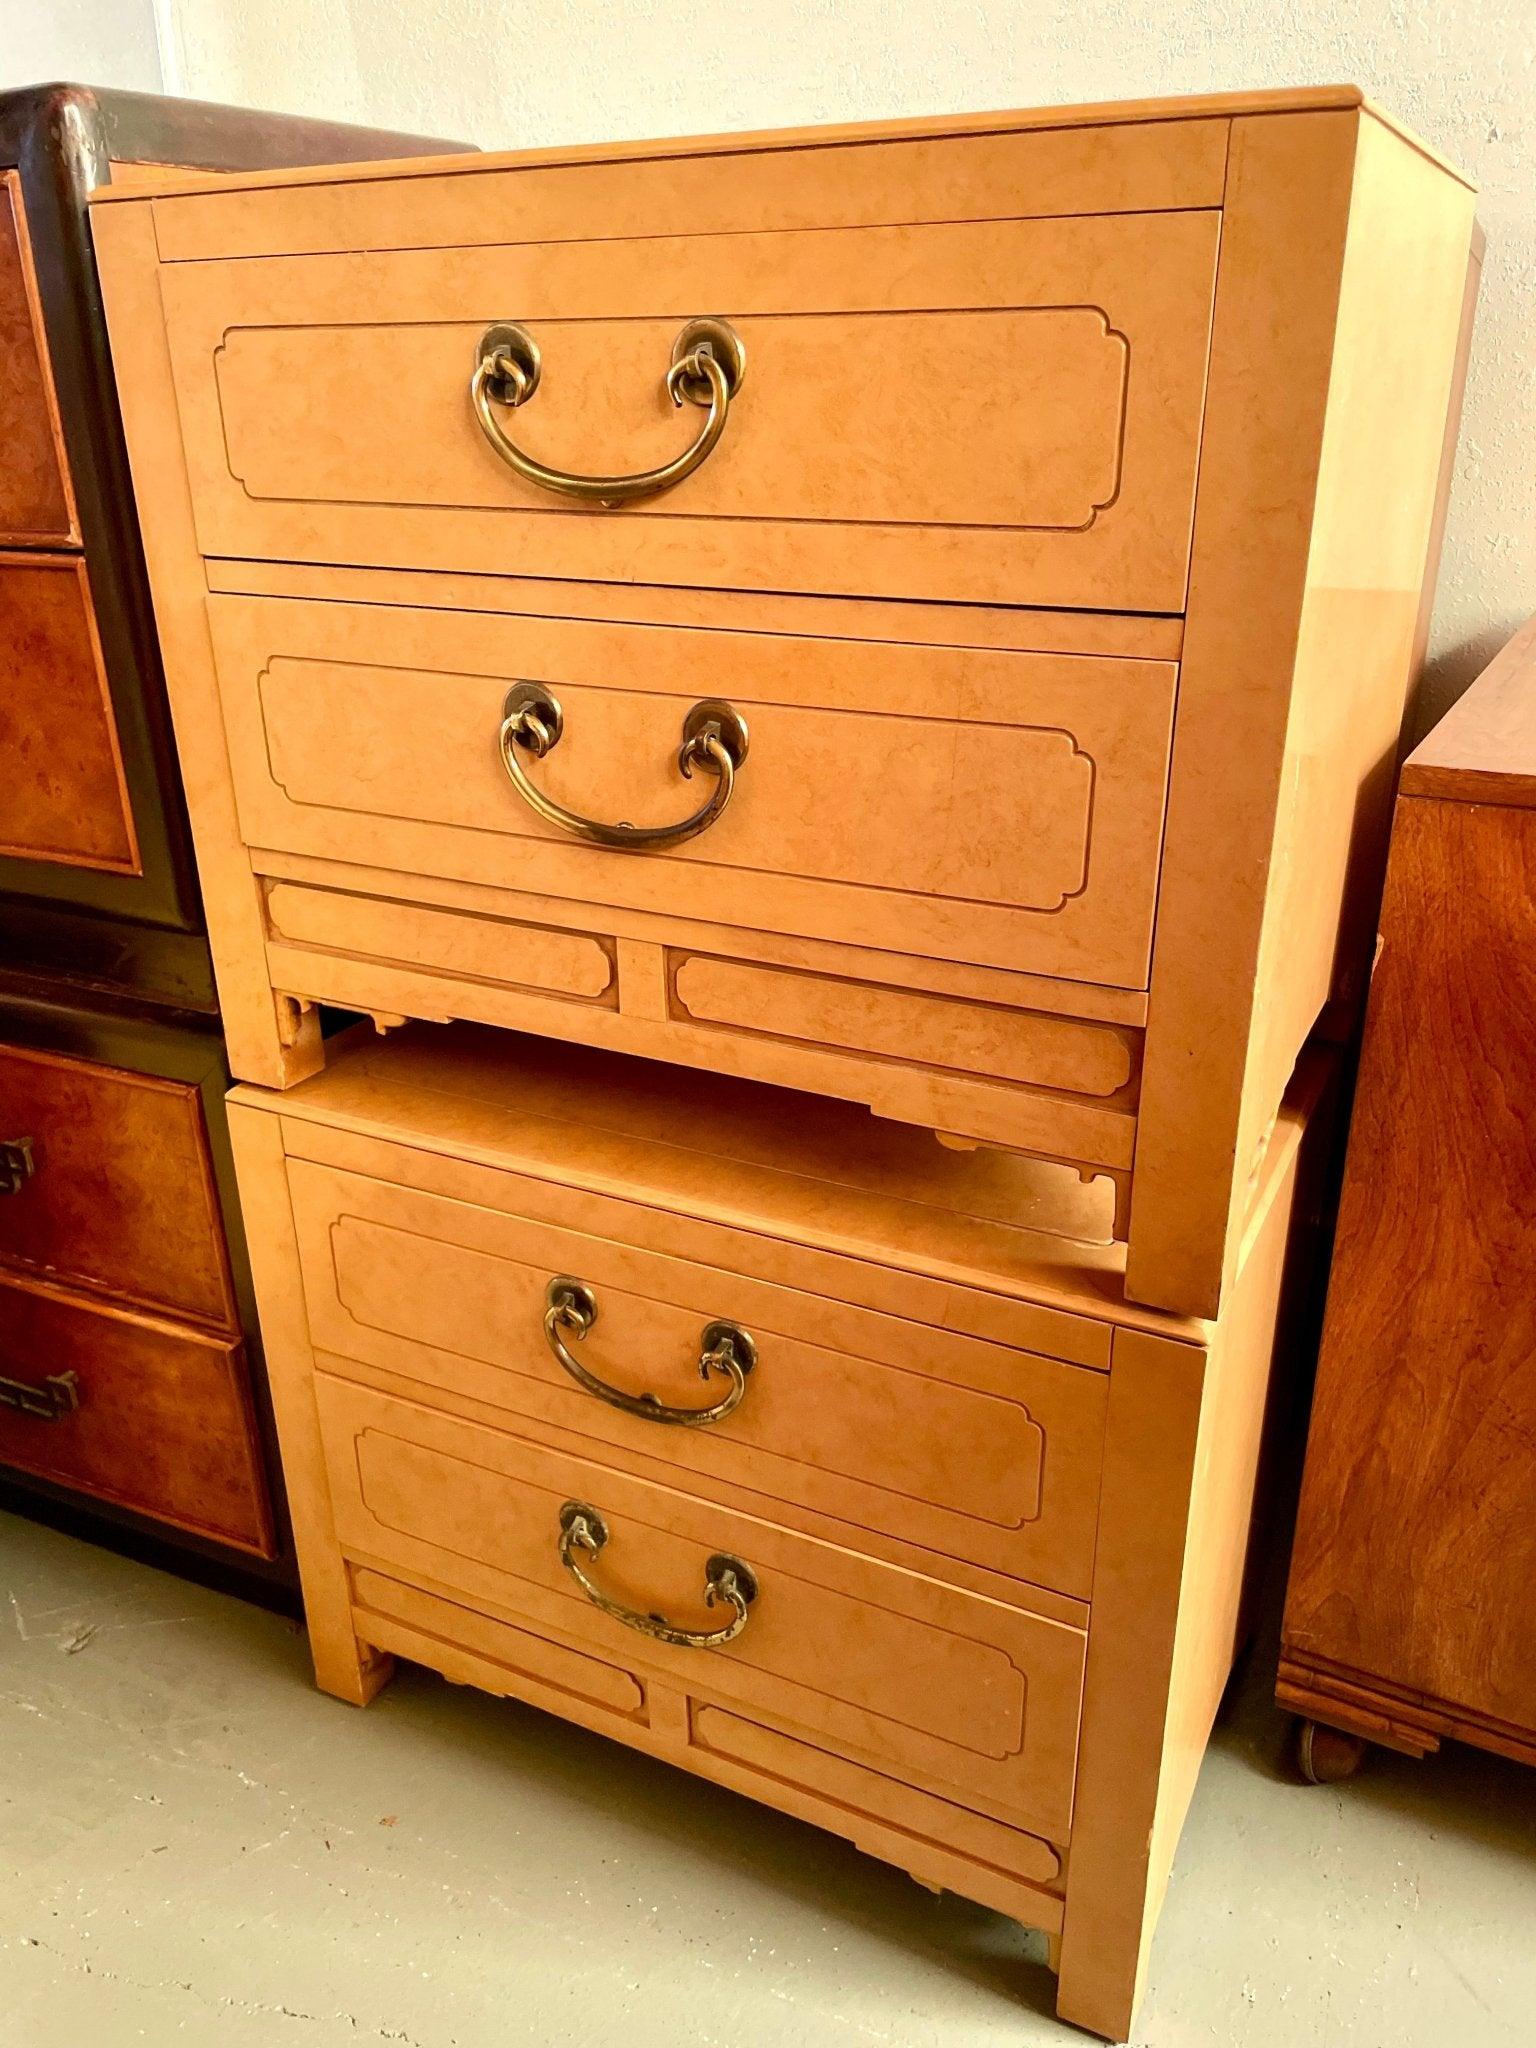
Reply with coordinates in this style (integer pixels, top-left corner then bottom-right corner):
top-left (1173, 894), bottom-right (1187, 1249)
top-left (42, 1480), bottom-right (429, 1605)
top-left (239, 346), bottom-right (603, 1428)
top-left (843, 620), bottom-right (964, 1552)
top-left (91, 87), bottom-right (1475, 2037)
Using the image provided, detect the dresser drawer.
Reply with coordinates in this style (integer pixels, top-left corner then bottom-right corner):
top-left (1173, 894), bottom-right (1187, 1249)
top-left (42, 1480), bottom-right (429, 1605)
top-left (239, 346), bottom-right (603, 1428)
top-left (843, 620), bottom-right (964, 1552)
top-left (286, 1152), bottom-right (1108, 1598)
top-left (0, 1272), bottom-right (272, 1554)
top-left (163, 205), bottom-right (1217, 611)
top-left (0, 174), bottom-right (74, 545)
top-left (316, 1374), bottom-right (1085, 1840)
top-left (0, 556), bottom-right (138, 874)
top-left (209, 593), bottom-right (1176, 990)
top-left (0, 1041), bottom-right (236, 1326)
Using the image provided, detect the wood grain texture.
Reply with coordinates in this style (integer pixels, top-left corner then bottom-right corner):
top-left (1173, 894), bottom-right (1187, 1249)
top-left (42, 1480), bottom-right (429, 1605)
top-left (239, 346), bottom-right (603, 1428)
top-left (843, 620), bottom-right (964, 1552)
top-left (1128, 110), bottom-right (1476, 1316)
top-left (1282, 787), bottom-right (1536, 1744)
top-left (0, 1038), bottom-right (235, 1326)
top-left (284, 1148), bottom-right (1109, 1599)
top-left (0, 172), bottom-right (74, 544)
top-left (0, 1270), bottom-right (271, 1554)
top-left (206, 593), bottom-right (1176, 988)
top-left (1400, 610), bottom-right (1536, 805)
top-left (0, 554), bottom-right (138, 873)
top-left (161, 206), bottom-right (1217, 612)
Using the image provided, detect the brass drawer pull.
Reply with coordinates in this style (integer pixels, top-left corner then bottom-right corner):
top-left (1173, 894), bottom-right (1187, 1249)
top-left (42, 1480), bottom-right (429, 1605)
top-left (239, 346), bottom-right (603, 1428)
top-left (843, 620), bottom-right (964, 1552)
top-left (558, 1500), bottom-right (758, 1647)
top-left (498, 683), bottom-right (748, 852)
top-left (544, 1277), bottom-right (756, 1427)
top-left (1, 1136), bottom-right (35, 1194)
top-left (0, 1368), bottom-right (79, 1422)
top-left (471, 316), bottom-right (746, 507)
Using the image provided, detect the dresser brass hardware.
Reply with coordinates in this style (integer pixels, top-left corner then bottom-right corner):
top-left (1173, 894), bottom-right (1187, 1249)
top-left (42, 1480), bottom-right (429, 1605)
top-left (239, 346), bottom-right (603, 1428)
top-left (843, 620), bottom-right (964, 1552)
top-left (0, 1368), bottom-right (79, 1422)
top-left (471, 316), bottom-right (745, 508)
top-left (557, 1500), bottom-right (758, 1646)
top-left (543, 1277), bottom-right (756, 1425)
top-left (498, 684), bottom-right (748, 851)
top-left (1, 1137), bottom-right (35, 1194)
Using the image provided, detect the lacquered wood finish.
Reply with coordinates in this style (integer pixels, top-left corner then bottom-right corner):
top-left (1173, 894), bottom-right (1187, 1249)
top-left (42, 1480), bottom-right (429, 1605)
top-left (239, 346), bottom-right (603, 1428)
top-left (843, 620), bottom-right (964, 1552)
top-left (228, 1021), bottom-right (1327, 2040)
top-left (92, 89), bottom-right (1475, 1315)
top-left (0, 553), bottom-right (137, 872)
top-left (0, 171), bottom-right (73, 543)
top-left (1279, 622), bottom-right (1536, 1769)
top-left (0, 1039), bottom-right (235, 1324)
top-left (0, 1270), bottom-right (271, 1554)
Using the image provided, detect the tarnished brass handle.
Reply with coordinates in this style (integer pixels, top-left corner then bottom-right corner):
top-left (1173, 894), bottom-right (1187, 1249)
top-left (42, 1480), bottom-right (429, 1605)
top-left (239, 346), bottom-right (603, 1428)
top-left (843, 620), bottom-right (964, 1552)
top-left (1, 1136), bottom-right (35, 1194)
top-left (0, 1368), bottom-right (79, 1422)
top-left (544, 1277), bottom-right (756, 1427)
top-left (498, 683), bottom-right (748, 852)
top-left (558, 1501), bottom-right (758, 1647)
top-left (471, 316), bottom-right (746, 507)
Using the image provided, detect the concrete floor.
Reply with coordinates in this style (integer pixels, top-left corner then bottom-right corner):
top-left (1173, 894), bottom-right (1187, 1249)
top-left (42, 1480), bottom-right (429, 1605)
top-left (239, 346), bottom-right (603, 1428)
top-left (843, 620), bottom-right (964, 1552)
top-left (1, 1509), bottom-right (1532, 2047)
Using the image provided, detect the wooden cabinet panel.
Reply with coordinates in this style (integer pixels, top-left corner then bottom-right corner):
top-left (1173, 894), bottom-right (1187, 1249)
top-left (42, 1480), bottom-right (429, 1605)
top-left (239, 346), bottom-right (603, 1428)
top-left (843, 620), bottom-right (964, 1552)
top-left (0, 555), bottom-right (138, 874)
top-left (285, 1153), bottom-right (1109, 1597)
top-left (0, 174), bottom-right (73, 545)
top-left (0, 1039), bottom-right (235, 1326)
top-left (316, 1373), bottom-right (1086, 1840)
top-left (162, 206), bottom-right (1219, 610)
top-left (1282, 792), bottom-right (1536, 1747)
top-left (207, 594), bottom-right (1176, 988)
top-left (0, 1272), bottom-right (272, 1554)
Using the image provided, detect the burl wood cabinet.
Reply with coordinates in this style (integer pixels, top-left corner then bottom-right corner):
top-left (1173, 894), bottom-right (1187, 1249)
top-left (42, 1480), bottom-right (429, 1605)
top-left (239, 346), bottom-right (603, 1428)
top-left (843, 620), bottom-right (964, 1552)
top-left (93, 86), bottom-right (1476, 2038)
top-left (0, 85), bottom-right (462, 1593)
top-left (1279, 618), bottom-right (1536, 1778)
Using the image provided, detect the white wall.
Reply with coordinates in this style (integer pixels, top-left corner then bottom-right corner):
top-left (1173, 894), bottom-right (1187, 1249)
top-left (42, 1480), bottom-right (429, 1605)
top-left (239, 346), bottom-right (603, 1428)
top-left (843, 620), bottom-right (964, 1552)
top-left (59, 1), bottom-right (1536, 718)
top-left (0, 0), bottom-right (162, 94)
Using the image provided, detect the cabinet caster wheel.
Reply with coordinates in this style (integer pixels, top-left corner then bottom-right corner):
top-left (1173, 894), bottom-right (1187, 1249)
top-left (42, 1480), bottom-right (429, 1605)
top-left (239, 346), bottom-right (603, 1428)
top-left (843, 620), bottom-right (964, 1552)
top-left (1296, 1718), bottom-right (1368, 1785)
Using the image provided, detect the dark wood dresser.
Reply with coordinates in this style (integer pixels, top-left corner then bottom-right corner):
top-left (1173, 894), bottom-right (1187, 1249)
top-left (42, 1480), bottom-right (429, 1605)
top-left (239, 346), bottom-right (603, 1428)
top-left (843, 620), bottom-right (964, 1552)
top-left (0, 85), bottom-right (465, 1598)
top-left (1279, 615), bottom-right (1536, 1779)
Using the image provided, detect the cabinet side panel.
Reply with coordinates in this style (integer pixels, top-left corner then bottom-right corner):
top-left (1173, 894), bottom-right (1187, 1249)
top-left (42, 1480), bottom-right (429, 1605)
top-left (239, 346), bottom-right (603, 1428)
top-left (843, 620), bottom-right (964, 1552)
top-left (1129, 112), bottom-right (1473, 1316)
top-left (1283, 797), bottom-right (1536, 1731)
top-left (89, 199), bottom-right (320, 1087)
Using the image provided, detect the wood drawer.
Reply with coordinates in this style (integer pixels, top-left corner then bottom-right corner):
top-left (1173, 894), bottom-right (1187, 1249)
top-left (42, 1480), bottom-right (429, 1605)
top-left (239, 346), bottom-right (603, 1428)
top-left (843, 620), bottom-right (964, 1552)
top-left (208, 593), bottom-right (1176, 990)
top-left (0, 1271), bottom-right (272, 1554)
top-left (0, 555), bottom-right (138, 874)
top-left (0, 1040), bottom-right (236, 1326)
top-left (286, 1151), bottom-right (1108, 1598)
top-left (162, 202), bottom-right (1217, 611)
top-left (316, 1374), bottom-right (1085, 1840)
top-left (349, 1562), bottom-right (1067, 1920)
top-left (0, 174), bottom-right (74, 545)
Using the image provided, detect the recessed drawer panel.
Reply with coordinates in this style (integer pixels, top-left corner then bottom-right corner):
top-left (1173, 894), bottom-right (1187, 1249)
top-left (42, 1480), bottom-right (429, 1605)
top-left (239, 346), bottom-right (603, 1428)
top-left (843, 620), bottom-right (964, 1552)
top-left (163, 206), bottom-right (1218, 610)
top-left (287, 1154), bottom-right (1108, 1597)
top-left (0, 557), bottom-right (138, 875)
top-left (0, 176), bottom-right (74, 545)
top-left (0, 1041), bottom-right (235, 1326)
top-left (316, 1374), bottom-right (1085, 1840)
top-left (209, 595), bottom-right (1176, 989)
top-left (0, 1273), bottom-right (272, 1554)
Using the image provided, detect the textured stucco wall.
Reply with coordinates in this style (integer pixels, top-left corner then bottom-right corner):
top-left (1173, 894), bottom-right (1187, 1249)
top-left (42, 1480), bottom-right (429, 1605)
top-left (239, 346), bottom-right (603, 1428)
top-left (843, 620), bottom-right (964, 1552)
top-left (0, 0), bottom-right (163, 95)
top-left (152, 0), bottom-right (1533, 720)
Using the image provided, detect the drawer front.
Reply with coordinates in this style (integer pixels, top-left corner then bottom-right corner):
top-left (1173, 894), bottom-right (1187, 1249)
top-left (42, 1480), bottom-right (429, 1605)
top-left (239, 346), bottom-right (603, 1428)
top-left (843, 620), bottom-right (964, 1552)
top-left (0, 1273), bottom-right (272, 1554)
top-left (209, 594), bottom-right (1176, 988)
top-left (0, 176), bottom-right (74, 545)
top-left (349, 1564), bottom-right (1066, 1913)
top-left (0, 1042), bottom-right (236, 1326)
top-left (316, 1375), bottom-right (1085, 1839)
top-left (288, 1155), bottom-right (1108, 1597)
top-left (0, 556), bottom-right (139, 874)
top-left (164, 207), bottom-right (1218, 611)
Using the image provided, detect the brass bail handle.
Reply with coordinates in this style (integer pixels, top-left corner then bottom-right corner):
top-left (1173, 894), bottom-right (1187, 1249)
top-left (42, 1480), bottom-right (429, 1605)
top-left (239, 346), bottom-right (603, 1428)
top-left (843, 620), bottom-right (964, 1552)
top-left (497, 683), bottom-right (749, 853)
top-left (543, 1277), bottom-right (756, 1427)
top-left (470, 315), bottom-right (746, 507)
top-left (557, 1501), bottom-right (759, 1648)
